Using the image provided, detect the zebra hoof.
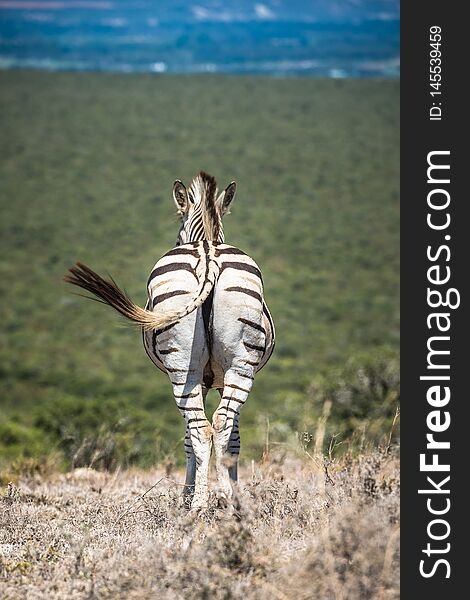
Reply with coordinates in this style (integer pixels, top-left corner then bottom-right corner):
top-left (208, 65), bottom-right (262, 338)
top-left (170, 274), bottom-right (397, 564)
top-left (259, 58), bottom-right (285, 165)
top-left (182, 485), bottom-right (194, 504)
top-left (183, 493), bottom-right (194, 510)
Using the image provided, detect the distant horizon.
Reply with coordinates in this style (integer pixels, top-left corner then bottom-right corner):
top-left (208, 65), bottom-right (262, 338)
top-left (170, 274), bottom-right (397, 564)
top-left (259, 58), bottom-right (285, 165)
top-left (0, 0), bottom-right (400, 77)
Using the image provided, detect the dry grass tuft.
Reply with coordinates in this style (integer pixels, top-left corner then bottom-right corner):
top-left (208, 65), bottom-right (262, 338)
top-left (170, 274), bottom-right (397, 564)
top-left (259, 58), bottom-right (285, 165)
top-left (0, 448), bottom-right (399, 599)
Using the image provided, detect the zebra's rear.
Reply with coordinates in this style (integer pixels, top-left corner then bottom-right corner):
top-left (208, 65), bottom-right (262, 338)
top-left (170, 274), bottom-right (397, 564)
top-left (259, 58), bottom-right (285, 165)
top-left (143, 240), bottom-right (275, 384)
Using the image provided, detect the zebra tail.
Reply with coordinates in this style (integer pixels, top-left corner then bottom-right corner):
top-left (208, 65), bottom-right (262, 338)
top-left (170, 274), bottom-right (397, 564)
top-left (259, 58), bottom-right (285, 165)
top-left (64, 260), bottom-right (219, 332)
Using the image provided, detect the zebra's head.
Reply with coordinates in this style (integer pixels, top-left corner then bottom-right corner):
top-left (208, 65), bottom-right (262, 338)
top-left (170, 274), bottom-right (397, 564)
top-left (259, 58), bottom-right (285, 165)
top-left (173, 171), bottom-right (236, 245)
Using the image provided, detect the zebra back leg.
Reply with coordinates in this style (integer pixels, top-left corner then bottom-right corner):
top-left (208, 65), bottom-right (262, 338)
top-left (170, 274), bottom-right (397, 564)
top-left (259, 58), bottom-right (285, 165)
top-left (227, 412), bottom-right (240, 482)
top-left (183, 423), bottom-right (196, 506)
top-left (212, 366), bottom-right (254, 500)
top-left (173, 380), bottom-right (213, 510)
top-left (182, 386), bottom-right (209, 506)
top-left (215, 389), bottom-right (241, 483)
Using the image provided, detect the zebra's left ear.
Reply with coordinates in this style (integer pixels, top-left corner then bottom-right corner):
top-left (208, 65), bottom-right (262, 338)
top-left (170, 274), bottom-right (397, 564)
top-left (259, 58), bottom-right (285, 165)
top-left (216, 182), bottom-right (236, 216)
top-left (173, 180), bottom-right (189, 216)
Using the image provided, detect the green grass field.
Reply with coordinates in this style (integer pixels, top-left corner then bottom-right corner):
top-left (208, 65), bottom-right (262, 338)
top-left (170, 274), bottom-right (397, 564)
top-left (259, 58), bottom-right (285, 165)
top-left (0, 71), bottom-right (399, 472)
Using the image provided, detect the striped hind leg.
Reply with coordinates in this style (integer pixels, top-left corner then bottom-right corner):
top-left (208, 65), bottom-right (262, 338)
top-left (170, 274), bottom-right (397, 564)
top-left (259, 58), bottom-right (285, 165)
top-left (182, 387), bottom-right (209, 506)
top-left (227, 412), bottom-right (240, 482)
top-left (212, 367), bottom-right (253, 499)
top-left (174, 381), bottom-right (213, 510)
top-left (183, 424), bottom-right (196, 506)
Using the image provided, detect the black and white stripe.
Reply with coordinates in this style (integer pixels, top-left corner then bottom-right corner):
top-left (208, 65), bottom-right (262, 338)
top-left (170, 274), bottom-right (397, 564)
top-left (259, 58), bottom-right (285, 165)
top-left (143, 240), bottom-right (274, 379)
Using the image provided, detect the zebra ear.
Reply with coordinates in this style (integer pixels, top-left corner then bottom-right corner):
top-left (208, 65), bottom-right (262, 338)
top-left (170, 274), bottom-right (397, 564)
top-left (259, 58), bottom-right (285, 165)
top-left (216, 182), bottom-right (236, 216)
top-left (173, 180), bottom-right (189, 215)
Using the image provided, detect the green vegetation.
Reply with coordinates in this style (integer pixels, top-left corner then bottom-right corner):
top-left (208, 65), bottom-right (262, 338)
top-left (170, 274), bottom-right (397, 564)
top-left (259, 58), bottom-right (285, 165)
top-left (0, 71), bottom-right (399, 470)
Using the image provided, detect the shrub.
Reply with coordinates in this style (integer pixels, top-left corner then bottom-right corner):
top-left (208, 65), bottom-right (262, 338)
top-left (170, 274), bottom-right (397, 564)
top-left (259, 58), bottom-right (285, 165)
top-left (308, 348), bottom-right (400, 448)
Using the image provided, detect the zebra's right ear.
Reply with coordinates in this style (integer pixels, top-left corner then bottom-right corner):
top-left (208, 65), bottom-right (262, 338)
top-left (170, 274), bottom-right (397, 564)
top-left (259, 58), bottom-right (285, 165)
top-left (216, 181), bottom-right (236, 216)
top-left (173, 180), bottom-right (189, 215)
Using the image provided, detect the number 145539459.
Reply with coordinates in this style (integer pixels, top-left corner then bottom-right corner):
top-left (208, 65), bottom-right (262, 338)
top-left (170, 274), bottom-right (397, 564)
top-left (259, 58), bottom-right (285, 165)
top-left (429, 26), bottom-right (442, 98)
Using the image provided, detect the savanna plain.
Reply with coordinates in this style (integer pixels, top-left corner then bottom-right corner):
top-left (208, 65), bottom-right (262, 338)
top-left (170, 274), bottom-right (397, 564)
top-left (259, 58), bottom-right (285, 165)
top-left (0, 71), bottom-right (399, 598)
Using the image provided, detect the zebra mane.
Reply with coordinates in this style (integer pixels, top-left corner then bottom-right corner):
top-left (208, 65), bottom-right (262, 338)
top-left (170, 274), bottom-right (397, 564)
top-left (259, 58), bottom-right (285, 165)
top-left (188, 171), bottom-right (222, 241)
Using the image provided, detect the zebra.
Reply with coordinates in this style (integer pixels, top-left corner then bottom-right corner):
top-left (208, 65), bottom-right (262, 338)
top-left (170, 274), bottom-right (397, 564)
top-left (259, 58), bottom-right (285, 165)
top-left (65, 172), bottom-right (275, 510)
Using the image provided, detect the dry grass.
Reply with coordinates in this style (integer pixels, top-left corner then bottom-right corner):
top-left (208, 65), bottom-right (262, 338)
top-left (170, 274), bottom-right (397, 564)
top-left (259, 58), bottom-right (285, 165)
top-left (0, 448), bottom-right (399, 600)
